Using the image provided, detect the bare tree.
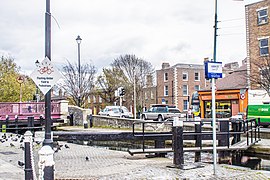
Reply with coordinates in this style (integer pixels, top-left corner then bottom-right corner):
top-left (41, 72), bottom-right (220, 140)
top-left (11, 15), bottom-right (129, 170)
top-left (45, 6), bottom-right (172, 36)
top-left (96, 67), bottom-right (128, 104)
top-left (111, 54), bottom-right (154, 110)
top-left (250, 56), bottom-right (270, 96)
top-left (61, 60), bottom-right (96, 107)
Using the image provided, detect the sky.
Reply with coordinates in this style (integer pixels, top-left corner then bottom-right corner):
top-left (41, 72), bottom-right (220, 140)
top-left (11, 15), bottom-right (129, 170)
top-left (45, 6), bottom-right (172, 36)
top-left (0, 0), bottom-right (261, 75)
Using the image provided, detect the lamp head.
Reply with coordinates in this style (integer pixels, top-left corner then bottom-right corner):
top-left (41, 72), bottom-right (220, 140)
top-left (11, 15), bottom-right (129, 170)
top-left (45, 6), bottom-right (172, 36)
top-left (76, 35), bottom-right (82, 44)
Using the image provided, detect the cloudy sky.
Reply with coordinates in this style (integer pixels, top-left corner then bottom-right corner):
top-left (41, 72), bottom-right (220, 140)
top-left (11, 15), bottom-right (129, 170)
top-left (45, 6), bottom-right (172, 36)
top-left (0, 0), bottom-right (260, 75)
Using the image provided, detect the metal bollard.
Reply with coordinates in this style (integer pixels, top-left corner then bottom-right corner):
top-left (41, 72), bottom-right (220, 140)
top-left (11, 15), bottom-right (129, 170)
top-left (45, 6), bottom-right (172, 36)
top-left (15, 115), bottom-right (19, 134)
top-left (38, 145), bottom-right (55, 180)
top-left (172, 117), bottom-right (184, 168)
top-left (83, 120), bottom-right (88, 129)
top-left (24, 131), bottom-right (34, 180)
top-left (89, 114), bottom-right (93, 128)
top-left (5, 115), bottom-right (9, 129)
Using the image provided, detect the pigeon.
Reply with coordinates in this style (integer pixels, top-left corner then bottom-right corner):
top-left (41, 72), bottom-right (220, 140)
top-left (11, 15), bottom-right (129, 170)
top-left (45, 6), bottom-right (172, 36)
top-left (85, 156), bottom-right (89, 161)
top-left (65, 144), bottom-right (70, 148)
top-left (19, 144), bottom-right (24, 150)
top-left (18, 161), bottom-right (25, 167)
top-left (10, 143), bottom-right (15, 147)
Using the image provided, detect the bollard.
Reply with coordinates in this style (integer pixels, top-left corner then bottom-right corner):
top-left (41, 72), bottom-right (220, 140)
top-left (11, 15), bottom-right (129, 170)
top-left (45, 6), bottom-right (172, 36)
top-left (172, 117), bottom-right (184, 168)
top-left (5, 115), bottom-right (9, 129)
top-left (154, 140), bottom-right (166, 157)
top-left (28, 116), bottom-right (34, 133)
top-left (38, 145), bottom-right (55, 180)
top-left (218, 120), bottom-right (230, 164)
top-left (89, 114), bottom-right (93, 128)
top-left (24, 131), bottom-right (34, 180)
top-left (83, 120), bottom-right (88, 129)
top-left (39, 115), bottom-right (44, 126)
top-left (195, 122), bottom-right (202, 162)
top-left (69, 114), bottom-right (74, 126)
top-left (15, 115), bottom-right (19, 134)
top-left (231, 119), bottom-right (242, 145)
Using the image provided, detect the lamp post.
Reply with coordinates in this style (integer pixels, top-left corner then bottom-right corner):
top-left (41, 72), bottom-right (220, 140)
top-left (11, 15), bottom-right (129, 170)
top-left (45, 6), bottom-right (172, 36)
top-left (76, 35), bottom-right (82, 107)
top-left (17, 76), bottom-right (24, 102)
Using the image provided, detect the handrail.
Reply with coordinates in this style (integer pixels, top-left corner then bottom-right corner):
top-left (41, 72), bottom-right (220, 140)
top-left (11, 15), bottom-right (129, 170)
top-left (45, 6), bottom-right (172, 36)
top-left (132, 117), bottom-right (260, 151)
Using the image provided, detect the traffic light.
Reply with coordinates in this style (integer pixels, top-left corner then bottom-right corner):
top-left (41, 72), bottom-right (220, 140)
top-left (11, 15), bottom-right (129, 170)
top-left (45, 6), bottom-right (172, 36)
top-left (121, 88), bottom-right (125, 95)
top-left (118, 87), bottom-right (125, 96)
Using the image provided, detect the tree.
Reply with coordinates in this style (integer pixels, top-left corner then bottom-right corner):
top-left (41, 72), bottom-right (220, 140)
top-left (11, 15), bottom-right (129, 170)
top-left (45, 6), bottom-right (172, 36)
top-left (96, 67), bottom-right (128, 105)
top-left (250, 56), bottom-right (270, 96)
top-left (111, 54), bottom-right (154, 111)
top-left (0, 56), bottom-right (36, 102)
top-left (61, 60), bottom-right (96, 107)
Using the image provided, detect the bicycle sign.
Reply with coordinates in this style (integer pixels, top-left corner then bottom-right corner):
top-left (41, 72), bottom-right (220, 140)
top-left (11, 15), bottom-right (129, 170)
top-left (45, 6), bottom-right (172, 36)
top-left (30, 57), bottom-right (62, 95)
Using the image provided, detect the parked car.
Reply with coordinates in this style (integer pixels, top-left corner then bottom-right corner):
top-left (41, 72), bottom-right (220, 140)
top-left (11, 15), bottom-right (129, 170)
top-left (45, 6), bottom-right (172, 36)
top-left (141, 104), bottom-right (184, 121)
top-left (98, 106), bottom-right (133, 118)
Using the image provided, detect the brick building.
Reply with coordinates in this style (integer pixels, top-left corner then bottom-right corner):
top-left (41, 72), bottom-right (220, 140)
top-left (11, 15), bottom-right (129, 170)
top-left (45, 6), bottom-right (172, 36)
top-left (156, 62), bottom-right (210, 112)
top-left (246, 0), bottom-right (270, 89)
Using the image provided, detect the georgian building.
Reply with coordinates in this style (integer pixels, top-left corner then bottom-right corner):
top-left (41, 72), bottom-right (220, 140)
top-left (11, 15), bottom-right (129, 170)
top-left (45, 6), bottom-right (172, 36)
top-left (246, 0), bottom-right (270, 89)
top-left (156, 62), bottom-right (210, 112)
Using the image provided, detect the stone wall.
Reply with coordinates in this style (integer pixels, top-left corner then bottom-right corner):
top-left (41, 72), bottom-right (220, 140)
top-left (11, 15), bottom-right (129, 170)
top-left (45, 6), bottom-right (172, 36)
top-left (68, 106), bottom-right (92, 126)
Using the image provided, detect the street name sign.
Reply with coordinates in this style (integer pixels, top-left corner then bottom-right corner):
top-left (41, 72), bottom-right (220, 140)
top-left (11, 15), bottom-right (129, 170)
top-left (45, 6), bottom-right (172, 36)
top-left (204, 61), bottom-right (223, 79)
top-left (30, 57), bottom-right (62, 95)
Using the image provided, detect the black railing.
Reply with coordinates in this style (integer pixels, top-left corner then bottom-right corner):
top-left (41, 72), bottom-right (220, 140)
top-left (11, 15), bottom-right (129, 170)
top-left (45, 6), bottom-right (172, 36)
top-left (132, 118), bottom-right (261, 152)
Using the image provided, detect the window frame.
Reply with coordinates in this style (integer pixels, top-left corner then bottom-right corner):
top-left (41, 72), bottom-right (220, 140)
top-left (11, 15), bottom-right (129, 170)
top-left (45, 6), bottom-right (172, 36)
top-left (164, 72), bottom-right (168, 82)
top-left (164, 85), bottom-right (169, 96)
top-left (183, 72), bottom-right (188, 81)
top-left (194, 85), bottom-right (200, 91)
top-left (195, 72), bottom-right (200, 81)
top-left (259, 37), bottom-right (269, 56)
top-left (257, 7), bottom-right (268, 25)
top-left (183, 85), bottom-right (188, 96)
top-left (183, 100), bottom-right (188, 111)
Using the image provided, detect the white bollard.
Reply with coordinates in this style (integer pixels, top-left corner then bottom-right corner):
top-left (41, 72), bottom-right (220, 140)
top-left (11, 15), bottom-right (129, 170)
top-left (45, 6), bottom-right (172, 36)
top-left (38, 145), bottom-right (55, 180)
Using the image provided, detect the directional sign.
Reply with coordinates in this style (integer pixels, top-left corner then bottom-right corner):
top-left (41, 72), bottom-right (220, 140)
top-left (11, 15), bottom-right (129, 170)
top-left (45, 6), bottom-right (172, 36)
top-left (204, 61), bottom-right (223, 79)
top-left (30, 57), bottom-right (62, 95)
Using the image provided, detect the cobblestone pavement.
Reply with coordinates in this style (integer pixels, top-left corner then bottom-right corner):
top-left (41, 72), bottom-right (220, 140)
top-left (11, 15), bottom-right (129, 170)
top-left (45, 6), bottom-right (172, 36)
top-left (0, 133), bottom-right (270, 180)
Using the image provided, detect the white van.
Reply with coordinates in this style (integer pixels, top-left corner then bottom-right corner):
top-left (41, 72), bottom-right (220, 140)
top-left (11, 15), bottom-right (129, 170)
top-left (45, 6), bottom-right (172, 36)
top-left (98, 106), bottom-right (133, 118)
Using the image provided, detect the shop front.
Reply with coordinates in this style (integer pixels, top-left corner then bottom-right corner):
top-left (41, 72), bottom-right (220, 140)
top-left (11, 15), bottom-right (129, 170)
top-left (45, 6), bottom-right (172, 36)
top-left (198, 89), bottom-right (248, 118)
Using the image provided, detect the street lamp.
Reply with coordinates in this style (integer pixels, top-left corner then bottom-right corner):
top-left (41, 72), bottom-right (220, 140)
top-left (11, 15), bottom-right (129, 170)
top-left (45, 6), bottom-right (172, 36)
top-left (76, 35), bottom-right (82, 107)
top-left (17, 76), bottom-right (24, 102)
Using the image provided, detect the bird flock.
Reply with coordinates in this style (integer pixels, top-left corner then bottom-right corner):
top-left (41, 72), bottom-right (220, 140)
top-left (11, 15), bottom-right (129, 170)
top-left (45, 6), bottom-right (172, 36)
top-left (0, 132), bottom-right (91, 169)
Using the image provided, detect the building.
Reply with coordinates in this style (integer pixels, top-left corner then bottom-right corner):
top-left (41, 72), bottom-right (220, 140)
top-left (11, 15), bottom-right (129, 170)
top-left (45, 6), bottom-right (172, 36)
top-left (156, 62), bottom-right (210, 112)
top-left (246, 0), bottom-right (270, 89)
top-left (198, 60), bottom-right (248, 118)
top-left (142, 74), bottom-right (157, 109)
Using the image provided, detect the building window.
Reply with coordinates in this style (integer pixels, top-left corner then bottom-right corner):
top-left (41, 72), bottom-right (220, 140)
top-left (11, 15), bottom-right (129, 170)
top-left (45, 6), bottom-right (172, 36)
top-left (164, 85), bottom-right (169, 96)
top-left (259, 38), bottom-right (269, 56)
top-left (195, 72), bottom-right (200, 81)
top-left (183, 85), bottom-right (188, 96)
top-left (150, 91), bottom-right (154, 99)
top-left (183, 100), bottom-right (188, 111)
top-left (145, 92), bottom-right (148, 100)
top-left (195, 85), bottom-right (200, 91)
top-left (257, 8), bottom-right (268, 25)
top-left (183, 73), bottom-right (188, 81)
top-left (164, 72), bottom-right (168, 81)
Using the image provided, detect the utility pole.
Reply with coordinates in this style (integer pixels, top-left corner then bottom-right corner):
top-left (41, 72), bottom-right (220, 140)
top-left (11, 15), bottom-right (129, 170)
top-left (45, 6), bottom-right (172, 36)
top-left (212, 0), bottom-right (218, 175)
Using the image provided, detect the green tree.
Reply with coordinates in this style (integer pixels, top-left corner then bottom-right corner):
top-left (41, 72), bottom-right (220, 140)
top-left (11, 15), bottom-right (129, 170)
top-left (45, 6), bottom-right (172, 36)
top-left (96, 67), bottom-right (128, 105)
top-left (0, 56), bottom-right (36, 102)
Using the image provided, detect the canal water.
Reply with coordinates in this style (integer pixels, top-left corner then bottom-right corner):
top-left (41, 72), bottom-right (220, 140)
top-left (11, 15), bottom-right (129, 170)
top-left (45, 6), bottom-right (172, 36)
top-left (71, 140), bottom-right (270, 171)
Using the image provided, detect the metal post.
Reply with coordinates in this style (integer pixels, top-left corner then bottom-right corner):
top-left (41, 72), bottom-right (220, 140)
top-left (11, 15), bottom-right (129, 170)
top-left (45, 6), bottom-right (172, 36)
top-left (172, 117), bottom-right (184, 168)
top-left (133, 67), bottom-right (136, 119)
top-left (43, 0), bottom-right (53, 148)
top-left (24, 131), bottom-right (34, 180)
top-left (76, 35), bottom-right (82, 107)
top-left (195, 122), bottom-right (202, 162)
top-left (15, 115), bottom-right (18, 134)
top-left (212, 0), bottom-right (218, 175)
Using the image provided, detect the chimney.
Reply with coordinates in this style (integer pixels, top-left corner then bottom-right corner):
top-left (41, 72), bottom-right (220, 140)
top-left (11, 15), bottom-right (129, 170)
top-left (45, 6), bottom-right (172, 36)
top-left (162, 63), bottom-right (170, 69)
